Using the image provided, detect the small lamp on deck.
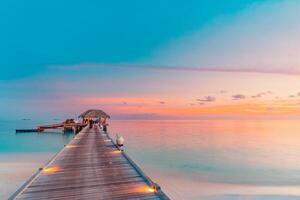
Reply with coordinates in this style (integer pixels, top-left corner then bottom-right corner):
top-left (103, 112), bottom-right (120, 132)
top-left (116, 134), bottom-right (124, 151)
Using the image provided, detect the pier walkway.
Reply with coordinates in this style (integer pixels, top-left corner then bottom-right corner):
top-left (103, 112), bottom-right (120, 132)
top-left (11, 125), bottom-right (169, 200)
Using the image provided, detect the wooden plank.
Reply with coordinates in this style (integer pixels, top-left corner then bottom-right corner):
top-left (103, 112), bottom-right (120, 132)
top-left (11, 125), bottom-right (170, 200)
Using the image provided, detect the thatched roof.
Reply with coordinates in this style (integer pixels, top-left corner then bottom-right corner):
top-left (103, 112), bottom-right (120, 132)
top-left (78, 109), bottom-right (110, 119)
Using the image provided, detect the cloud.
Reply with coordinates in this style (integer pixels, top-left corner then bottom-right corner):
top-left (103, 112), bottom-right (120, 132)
top-left (159, 101), bottom-right (166, 104)
top-left (252, 93), bottom-right (263, 98)
top-left (197, 96), bottom-right (216, 102)
top-left (51, 63), bottom-right (300, 76)
top-left (232, 94), bottom-right (246, 100)
top-left (219, 90), bottom-right (228, 94)
top-left (251, 91), bottom-right (273, 98)
top-left (287, 92), bottom-right (300, 98)
top-left (113, 113), bottom-right (163, 120)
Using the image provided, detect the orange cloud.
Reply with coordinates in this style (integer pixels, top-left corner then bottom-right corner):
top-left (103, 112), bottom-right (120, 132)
top-left (38, 95), bottom-right (300, 119)
top-left (105, 99), bottom-right (300, 118)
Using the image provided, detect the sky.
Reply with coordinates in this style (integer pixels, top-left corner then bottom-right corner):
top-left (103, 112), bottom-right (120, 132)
top-left (1, 0), bottom-right (300, 120)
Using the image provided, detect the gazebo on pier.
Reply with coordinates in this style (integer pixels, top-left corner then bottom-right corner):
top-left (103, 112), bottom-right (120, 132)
top-left (78, 109), bottom-right (110, 120)
top-left (78, 109), bottom-right (110, 130)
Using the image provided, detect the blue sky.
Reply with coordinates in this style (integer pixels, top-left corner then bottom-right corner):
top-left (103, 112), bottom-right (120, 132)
top-left (0, 0), bottom-right (257, 79)
top-left (2, 0), bottom-right (300, 120)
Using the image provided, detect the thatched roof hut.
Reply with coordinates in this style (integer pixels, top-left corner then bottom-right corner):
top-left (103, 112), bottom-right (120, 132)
top-left (78, 109), bottom-right (110, 119)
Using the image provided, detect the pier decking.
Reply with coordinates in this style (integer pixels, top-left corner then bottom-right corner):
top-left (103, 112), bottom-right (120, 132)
top-left (11, 125), bottom-right (169, 200)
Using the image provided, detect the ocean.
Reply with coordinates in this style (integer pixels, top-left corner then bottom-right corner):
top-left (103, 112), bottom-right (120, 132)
top-left (1, 120), bottom-right (300, 199)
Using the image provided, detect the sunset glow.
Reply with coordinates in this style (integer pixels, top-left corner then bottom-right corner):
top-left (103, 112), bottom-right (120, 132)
top-left (1, 0), bottom-right (300, 121)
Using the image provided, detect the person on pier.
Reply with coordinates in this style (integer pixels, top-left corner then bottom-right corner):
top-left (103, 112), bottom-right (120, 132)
top-left (88, 118), bottom-right (93, 129)
top-left (100, 117), bottom-right (108, 132)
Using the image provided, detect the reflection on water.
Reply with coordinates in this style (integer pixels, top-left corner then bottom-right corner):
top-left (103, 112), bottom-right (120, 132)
top-left (1, 120), bottom-right (300, 200)
top-left (109, 120), bottom-right (300, 200)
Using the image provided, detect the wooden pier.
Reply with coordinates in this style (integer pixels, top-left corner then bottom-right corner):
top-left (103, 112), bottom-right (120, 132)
top-left (10, 125), bottom-right (169, 200)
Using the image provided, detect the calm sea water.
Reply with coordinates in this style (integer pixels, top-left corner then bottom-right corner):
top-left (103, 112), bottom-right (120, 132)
top-left (1, 120), bottom-right (300, 199)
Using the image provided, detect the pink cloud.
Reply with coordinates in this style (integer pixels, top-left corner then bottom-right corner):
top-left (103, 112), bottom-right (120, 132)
top-left (51, 63), bottom-right (300, 76)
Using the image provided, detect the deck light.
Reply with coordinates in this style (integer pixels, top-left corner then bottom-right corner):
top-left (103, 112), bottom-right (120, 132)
top-left (134, 186), bottom-right (156, 193)
top-left (147, 187), bottom-right (155, 193)
top-left (111, 150), bottom-right (121, 154)
top-left (65, 144), bottom-right (78, 148)
top-left (42, 166), bottom-right (61, 174)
